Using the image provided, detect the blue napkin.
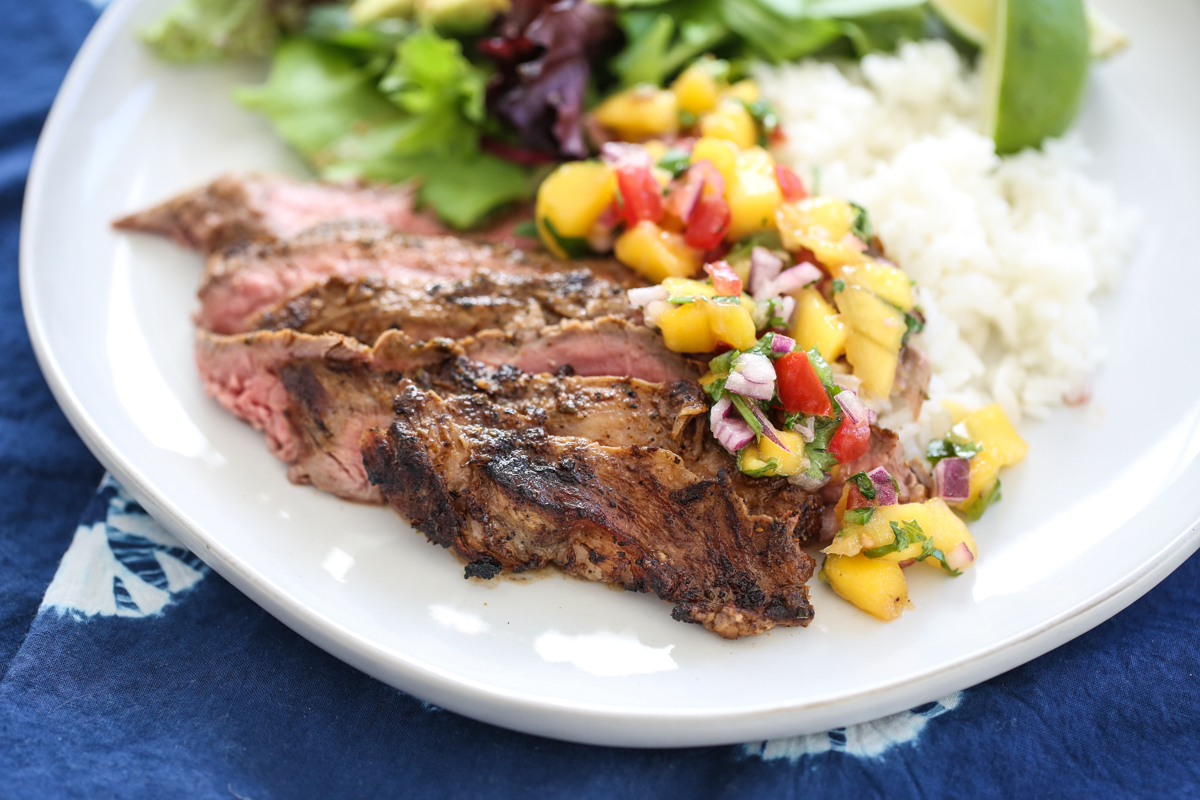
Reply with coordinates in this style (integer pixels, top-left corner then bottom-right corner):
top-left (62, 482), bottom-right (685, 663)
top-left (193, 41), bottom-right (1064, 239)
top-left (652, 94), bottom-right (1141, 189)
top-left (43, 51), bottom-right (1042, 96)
top-left (3, 2), bottom-right (1199, 797)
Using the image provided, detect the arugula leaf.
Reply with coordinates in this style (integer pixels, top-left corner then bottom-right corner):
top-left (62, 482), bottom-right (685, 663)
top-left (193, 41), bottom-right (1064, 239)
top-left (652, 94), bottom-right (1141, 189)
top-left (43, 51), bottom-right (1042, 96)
top-left (142, 0), bottom-right (305, 63)
top-left (963, 479), bottom-right (1002, 522)
top-left (540, 217), bottom-right (594, 259)
top-left (658, 148), bottom-right (692, 177)
top-left (843, 507), bottom-right (875, 526)
top-left (846, 471), bottom-right (876, 500)
top-left (849, 201), bottom-right (872, 243)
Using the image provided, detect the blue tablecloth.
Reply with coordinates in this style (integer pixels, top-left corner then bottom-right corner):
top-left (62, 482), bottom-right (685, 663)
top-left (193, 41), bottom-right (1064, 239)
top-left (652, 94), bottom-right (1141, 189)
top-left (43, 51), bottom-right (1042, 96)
top-left (3, 2), bottom-right (1199, 796)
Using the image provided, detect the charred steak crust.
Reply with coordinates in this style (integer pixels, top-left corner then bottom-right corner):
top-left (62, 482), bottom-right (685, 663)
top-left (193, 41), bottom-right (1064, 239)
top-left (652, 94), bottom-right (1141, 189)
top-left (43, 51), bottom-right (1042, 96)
top-left (197, 221), bottom-right (641, 334)
top-left (361, 386), bottom-right (815, 639)
top-left (247, 269), bottom-right (635, 345)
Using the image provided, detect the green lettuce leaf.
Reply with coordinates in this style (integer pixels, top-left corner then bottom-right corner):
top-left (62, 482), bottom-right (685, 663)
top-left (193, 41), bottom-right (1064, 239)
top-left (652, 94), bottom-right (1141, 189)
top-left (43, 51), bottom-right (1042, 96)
top-left (142, 0), bottom-right (307, 63)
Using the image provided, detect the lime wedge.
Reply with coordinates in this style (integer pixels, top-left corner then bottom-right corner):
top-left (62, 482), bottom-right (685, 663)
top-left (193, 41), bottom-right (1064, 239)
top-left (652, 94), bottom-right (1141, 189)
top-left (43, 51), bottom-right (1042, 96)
top-left (984, 0), bottom-right (1090, 154)
top-left (930, 0), bottom-right (990, 45)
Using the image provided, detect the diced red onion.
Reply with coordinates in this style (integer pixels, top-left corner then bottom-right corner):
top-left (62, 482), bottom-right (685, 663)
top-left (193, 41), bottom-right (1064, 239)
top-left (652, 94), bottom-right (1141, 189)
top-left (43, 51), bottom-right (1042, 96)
top-left (749, 247), bottom-right (785, 300)
top-left (898, 559), bottom-right (916, 569)
top-left (777, 296), bottom-right (796, 329)
top-left (934, 457), bottom-right (971, 503)
top-left (733, 352), bottom-right (776, 384)
top-left (643, 300), bottom-right (672, 329)
top-left (945, 541), bottom-right (975, 571)
top-left (789, 470), bottom-right (828, 490)
top-left (689, 159), bottom-right (725, 198)
top-left (835, 390), bottom-right (869, 428)
top-left (628, 285), bottom-right (670, 308)
top-left (712, 415), bottom-right (755, 454)
top-left (792, 415), bottom-right (816, 443)
top-left (866, 466), bottom-right (898, 506)
top-left (770, 334), bottom-right (796, 354)
top-left (600, 141), bottom-right (650, 169)
top-left (710, 394), bottom-right (732, 422)
top-left (725, 371), bottom-right (775, 401)
top-left (771, 262), bottom-right (823, 295)
top-left (839, 233), bottom-right (868, 252)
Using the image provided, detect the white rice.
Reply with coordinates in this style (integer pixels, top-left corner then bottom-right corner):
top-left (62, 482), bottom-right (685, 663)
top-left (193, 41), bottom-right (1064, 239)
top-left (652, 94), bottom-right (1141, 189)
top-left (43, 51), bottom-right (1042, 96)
top-left (755, 40), bottom-right (1138, 458)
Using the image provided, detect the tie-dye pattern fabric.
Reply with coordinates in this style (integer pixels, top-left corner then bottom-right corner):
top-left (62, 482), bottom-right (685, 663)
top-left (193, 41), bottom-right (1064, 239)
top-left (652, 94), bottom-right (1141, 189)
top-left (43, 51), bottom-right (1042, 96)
top-left (1, 2), bottom-right (1199, 798)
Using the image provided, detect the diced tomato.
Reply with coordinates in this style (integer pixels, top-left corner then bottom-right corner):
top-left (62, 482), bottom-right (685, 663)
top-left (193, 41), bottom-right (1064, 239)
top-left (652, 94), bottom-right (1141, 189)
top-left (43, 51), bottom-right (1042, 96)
top-left (616, 165), bottom-right (664, 227)
top-left (775, 352), bottom-right (832, 416)
top-left (775, 164), bottom-right (807, 202)
top-left (704, 260), bottom-right (742, 296)
top-left (845, 481), bottom-right (875, 510)
top-left (828, 412), bottom-right (871, 463)
top-left (684, 194), bottom-right (731, 250)
top-left (664, 170), bottom-right (704, 223)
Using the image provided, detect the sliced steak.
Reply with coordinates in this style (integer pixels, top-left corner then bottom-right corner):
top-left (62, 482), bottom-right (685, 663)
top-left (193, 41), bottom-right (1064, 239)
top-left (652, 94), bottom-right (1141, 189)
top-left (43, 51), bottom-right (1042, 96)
top-left (112, 173), bottom-right (537, 254)
top-left (894, 345), bottom-right (932, 418)
top-left (196, 320), bottom-right (700, 498)
top-left (247, 269), bottom-right (635, 345)
top-left (198, 221), bottom-right (638, 333)
top-left (362, 385), bottom-right (816, 638)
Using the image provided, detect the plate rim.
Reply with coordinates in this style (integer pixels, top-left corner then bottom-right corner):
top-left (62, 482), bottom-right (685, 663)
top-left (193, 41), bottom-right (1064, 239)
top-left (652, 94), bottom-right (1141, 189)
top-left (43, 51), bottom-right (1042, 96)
top-left (19, 0), bottom-right (1200, 747)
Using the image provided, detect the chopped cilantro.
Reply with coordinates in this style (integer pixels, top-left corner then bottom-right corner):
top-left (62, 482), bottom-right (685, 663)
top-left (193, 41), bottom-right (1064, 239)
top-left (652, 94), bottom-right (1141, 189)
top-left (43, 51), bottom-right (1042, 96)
top-left (849, 202), bottom-right (872, 244)
top-left (725, 231), bottom-right (786, 267)
top-left (766, 299), bottom-right (788, 329)
top-left (708, 349), bottom-right (738, 376)
top-left (512, 220), bottom-right (539, 239)
top-left (926, 426), bottom-right (982, 465)
top-left (903, 308), bottom-right (925, 343)
top-left (679, 109), bottom-right (697, 129)
top-left (657, 148), bottom-right (691, 177)
top-left (541, 217), bottom-right (591, 259)
top-left (782, 412), bottom-right (804, 432)
top-left (831, 278), bottom-right (846, 294)
top-left (843, 507), bottom-right (875, 526)
top-left (729, 393), bottom-right (764, 437)
top-left (861, 519), bottom-right (963, 576)
top-left (704, 377), bottom-right (727, 404)
top-left (847, 471), bottom-right (876, 500)
top-left (817, 556), bottom-right (830, 584)
top-left (736, 449), bottom-right (780, 478)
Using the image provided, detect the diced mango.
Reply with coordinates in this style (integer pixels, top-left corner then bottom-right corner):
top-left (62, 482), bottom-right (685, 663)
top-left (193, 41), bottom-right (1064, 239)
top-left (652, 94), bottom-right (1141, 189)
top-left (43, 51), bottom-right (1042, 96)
top-left (844, 332), bottom-right (898, 399)
top-left (535, 161), bottom-right (617, 258)
top-left (790, 287), bottom-right (848, 363)
top-left (726, 147), bottom-right (783, 242)
top-left (661, 277), bottom-right (716, 299)
top-left (658, 301), bottom-right (716, 353)
top-left (722, 79), bottom-right (760, 104)
top-left (955, 404), bottom-right (1028, 507)
top-left (706, 300), bottom-right (758, 351)
top-left (671, 62), bottom-right (722, 115)
top-left (614, 221), bottom-right (703, 283)
top-left (593, 85), bottom-right (679, 140)
top-left (690, 136), bottom-right (739, 186)
top-left (825, 499), bottom-right (978, 572)
top-left (776, 198), bottom-right (867, 269)
top-left (742, 430), bottom-right (807, 477)
top-left (835, 258), bottom-right (915, 311)
top-left (823, 554), bottom-right (910, 621)
top-left (698, 100), bottom-right (757, 149)
top-left (835, 286), bottom-right (906, 352)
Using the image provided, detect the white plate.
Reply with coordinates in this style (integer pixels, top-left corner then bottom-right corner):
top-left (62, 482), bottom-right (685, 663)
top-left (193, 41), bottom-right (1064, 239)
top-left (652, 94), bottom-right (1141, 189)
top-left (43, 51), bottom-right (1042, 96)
top-left (21, 0), bottom-right (1200, 747)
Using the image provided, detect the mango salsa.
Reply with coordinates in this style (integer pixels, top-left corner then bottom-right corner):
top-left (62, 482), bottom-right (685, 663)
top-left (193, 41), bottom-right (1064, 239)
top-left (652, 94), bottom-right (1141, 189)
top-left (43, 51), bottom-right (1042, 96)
top-left (823, 554), bottom-right (911, 621)
top-left (740, 430), bottom-right (807, 477)
top-left (690, 136), bottom-right (739, 186)
top-left (726, 146), bottom-right (783, 241)
top-left (614, 221), bottom-right (703, 283)
top-left (592, 85), bottom-right (679, 140)
top-left (790, 287), bottom-right (848, 363)
top-left (954, 404), bottom-right (1029, 508)
top-left (699, 100), bottom-right (757, 149)
top-left (707, 300), bottom-right (758, 350)
top-left (670, 61), bottom-right (722, 115)
top-left (835, 286), bottom-right (907, 352)
top-left (835, 259), bottom-right (915, 311)
top-left (826, 500), bottom-right (978, 568)
top-left (844, 332), bottom-right (899, 399)
top-left (535, 161), bottom-right (617, 258)
top-left (658, 300), bottom-right (716, 353)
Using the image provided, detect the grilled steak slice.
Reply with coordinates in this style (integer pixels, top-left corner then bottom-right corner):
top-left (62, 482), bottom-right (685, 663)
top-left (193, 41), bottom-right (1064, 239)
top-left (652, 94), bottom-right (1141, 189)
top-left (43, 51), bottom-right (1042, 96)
top-left (198, 221), bottom-right (638, 333)
top-left (247, 269), bottom-right (635, 345)
top-left (112, 173), bottom-right (541, 254)
top-left (196, 320), bottom-right (700, 498)
top-left (362, 385), bottom-right (816, 638)
top-left (893, 345), bottom-right (932, 418)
